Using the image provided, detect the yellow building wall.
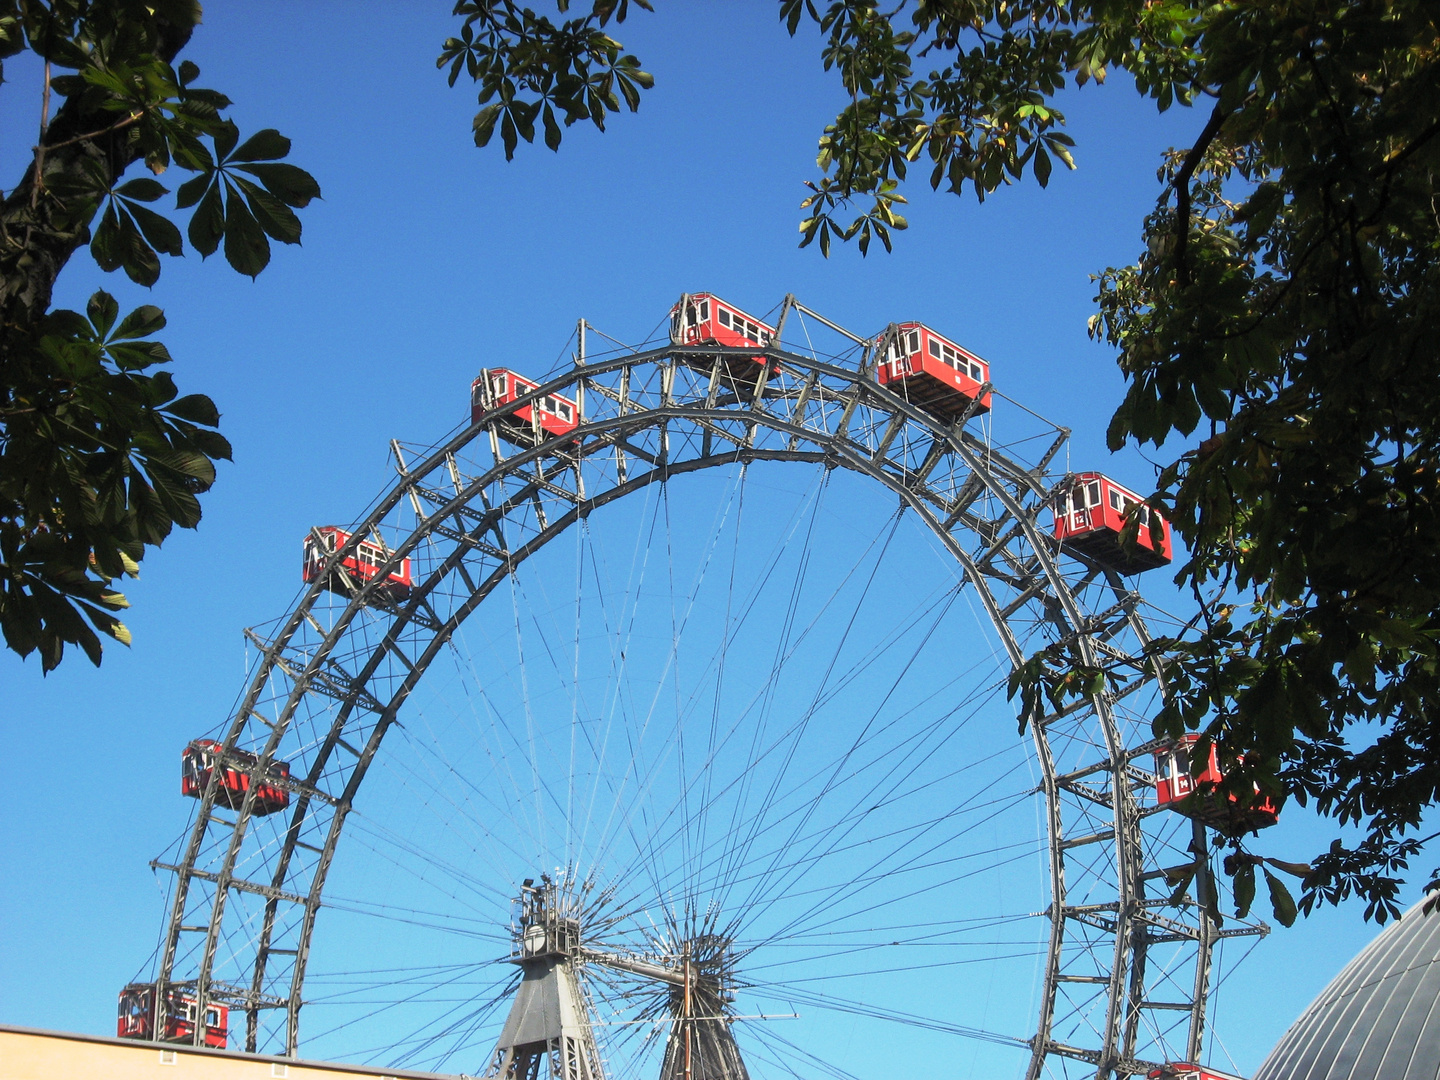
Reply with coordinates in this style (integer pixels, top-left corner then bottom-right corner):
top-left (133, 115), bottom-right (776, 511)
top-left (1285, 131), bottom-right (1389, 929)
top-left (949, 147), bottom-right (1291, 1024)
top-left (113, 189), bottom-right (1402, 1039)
top-left (0, 1026), bottom-right (455, 1080)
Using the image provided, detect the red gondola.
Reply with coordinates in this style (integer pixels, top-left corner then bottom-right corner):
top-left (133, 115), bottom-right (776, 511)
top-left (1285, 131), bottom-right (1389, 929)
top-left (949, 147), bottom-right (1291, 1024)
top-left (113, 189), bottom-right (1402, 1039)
top-left (117, 983), bottom-right (229, 1048)
top-left (182, 738), bottom-right (291, 816)
top-left (471, 368), bottom-right (581, 445)
top-left (669, 292), bottom-right (776, 379)
top-left (876, 322), bottom-right (992, 419)
top-left (1154, 733), bottom-right (1280, 833)
top-left (1147, 1065), bottom-right (1247, 1080)
top-left (1053, 472), bottom-right (1173, 573)
top-left (302, 526), bottom-right (413, 601)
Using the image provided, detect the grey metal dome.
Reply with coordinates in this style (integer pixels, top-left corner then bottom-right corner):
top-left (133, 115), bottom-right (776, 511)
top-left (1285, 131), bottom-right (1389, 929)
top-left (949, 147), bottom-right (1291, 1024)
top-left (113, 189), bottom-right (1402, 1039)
top-left (1254, 902), bottom-right (1440, 1080)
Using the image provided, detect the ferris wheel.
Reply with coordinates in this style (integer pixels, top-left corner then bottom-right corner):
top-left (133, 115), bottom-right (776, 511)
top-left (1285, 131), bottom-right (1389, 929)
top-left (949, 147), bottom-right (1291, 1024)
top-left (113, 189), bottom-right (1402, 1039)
top-left (134, 294), bottom-right (1271, 1080)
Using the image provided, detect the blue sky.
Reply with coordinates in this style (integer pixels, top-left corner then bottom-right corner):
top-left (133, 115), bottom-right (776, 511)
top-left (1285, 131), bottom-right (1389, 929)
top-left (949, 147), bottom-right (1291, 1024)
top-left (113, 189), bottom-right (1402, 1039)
top-left (0, 3), bottom-right (1425, 1078)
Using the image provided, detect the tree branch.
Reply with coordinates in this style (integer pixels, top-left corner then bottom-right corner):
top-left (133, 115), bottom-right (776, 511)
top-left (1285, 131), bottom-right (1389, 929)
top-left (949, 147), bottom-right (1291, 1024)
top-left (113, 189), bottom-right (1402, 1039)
top-left (38, 110), bottom-right (145, 154)
top-left (1374, 116), bottom-right (1440, 176)
top-left (1171, 99), bottom-right (1230, 287)
top-left (30, 62), bottom-right (52, 209)
top-left (0, 18), bottom-right (193, 329)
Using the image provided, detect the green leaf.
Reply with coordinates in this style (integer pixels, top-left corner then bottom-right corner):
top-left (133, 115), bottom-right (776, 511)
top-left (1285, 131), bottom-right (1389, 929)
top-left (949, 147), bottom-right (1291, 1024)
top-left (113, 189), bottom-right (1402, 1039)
top-left (1265, 858), bottom-right (1312, 879)
top-left (144, 466), bottom-right (204, 530)
top-left (116, 178), bottom-right (169, 202)
top-left (86, 292), bottom-right (120, 338)
top-left (148, 0), bottom-right (202, 28)
top-left (78, 597), bottom-right (131, 643)
top-left (178, 59), bottom-right (200, 86)
top-left (617, 71), bottom-right (642, 111)
top-left (112, 305), bottom-right (167, 342)
top-left (187, 428), bottom-right (233, 462)
top-left (222, 183), bottom-right (270, 278)
top-left (175, 173), bottom-right (212, 210)
top-left (543, 104), bottom-right (563, 151)
top-left (154, 448), bottom-right (218, 484)
top-left (188, 182), bottom-right (225, 257)
top-left (500, 111), bottom-right (520, 159)
top-left (1233, 861), bottom-right (1256, 917)
top-left (166, 394), bottom-right (221, 426)
top-left (73, 620), bottom-right (104, 667)
top-left (229, 128), bottom-right (291, 163)
top-left (107, 341), bottom-right (172, 371)
top-left (28, 583), bottom-right (101, 670)
top-left (48, 74), bottom-right (87, 98)
top-left (90, 203), bottom-right (125, 274)
top-left (1033, 145), bottom-right (1052, 187)
top-left (1049, 138), bottom-right (1076, 169)
top-left (234, 163), bottom-right (321, 208)
top-left (180, 87), bottom-right (233, 114)
top-left (514, 100), bottom-right (537, 143)
top-left (213, 120), bottom-right (240, 162)
top-left (1264, 868), bottom-right (1298, 927)
top-left (128, 203), bottom-right (184, 258)
top-left (1167, 864), bottom-right (1197, 906)
top-left (473, 103), bottom-right (503, 148)
top-left (233, 178), bottom-right (302, 244)
top-left (115, 210), bottom-right (162, 287)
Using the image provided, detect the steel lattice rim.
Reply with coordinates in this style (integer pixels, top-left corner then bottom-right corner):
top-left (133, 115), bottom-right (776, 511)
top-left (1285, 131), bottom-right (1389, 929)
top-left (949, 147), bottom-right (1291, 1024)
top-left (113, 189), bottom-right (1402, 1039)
top-left (151, 300), bottom-right (1261, 1077)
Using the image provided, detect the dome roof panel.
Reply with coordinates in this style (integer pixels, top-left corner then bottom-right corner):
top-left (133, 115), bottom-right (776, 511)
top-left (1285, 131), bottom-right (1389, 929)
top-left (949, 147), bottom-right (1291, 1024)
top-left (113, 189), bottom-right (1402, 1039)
top-left (1256, 903), bottom-right (1440, 1080)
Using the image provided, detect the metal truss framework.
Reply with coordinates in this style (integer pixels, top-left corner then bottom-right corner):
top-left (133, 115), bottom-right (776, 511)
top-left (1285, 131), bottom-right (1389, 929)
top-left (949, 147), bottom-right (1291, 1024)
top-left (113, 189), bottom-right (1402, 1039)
top-left (152, 296), bottom-right (1264, 1078)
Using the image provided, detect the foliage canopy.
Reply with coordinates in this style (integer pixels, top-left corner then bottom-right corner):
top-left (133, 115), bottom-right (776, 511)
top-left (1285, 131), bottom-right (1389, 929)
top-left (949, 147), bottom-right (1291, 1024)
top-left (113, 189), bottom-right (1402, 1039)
top-left (0, 0), bottom-right (317, 670)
